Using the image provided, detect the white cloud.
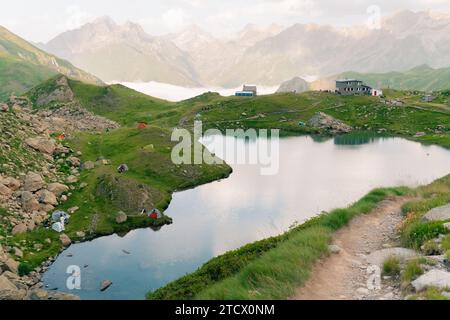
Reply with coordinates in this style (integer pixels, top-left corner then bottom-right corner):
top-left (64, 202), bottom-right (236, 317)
top-left (65, 5), bottom-right (94, 30)
top-left (162, 8), bottom-right (191, 31)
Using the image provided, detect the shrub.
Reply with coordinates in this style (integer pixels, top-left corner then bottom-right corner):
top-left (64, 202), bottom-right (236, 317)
top-left (442, 235), bottom-right (450, 251)
top-left (382, 256), bottom-right (401, 276)
top-left (402, 221), bottom-right (447, 249)
top-left (401, 259), bottom-right (423, 290)
top-left (421, 240), bottom-right (442, 256)
top-left (18, 262), bottom-right (34, 276)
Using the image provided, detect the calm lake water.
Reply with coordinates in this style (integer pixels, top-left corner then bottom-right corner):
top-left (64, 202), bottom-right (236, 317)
top-left (42, 134), bottom-right (450, 300)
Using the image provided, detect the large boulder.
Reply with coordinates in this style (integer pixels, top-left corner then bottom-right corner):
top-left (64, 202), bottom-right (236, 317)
top-left (0, 177), bottom-right (21, 191)
top-left (81, 161), bottom-right (95, 170)
top-left (4, 258), bottom-right (19, 274)
top-left (59, 234), bottom-right (72, 247)
top-left (37, 190), bottom-right (58, 206)
top-left (411, 269), bottom-right (450, 291)
top-left (115, 211), bottom-right (128, 224)
top-left (308, 112), bottom-right (352, 134)
top-left (47, 183), bottom-right (69, 196)
top-left (0, 275), bottom-right (25, 300)
top-left (0, 184), bottom-right (12, 199)
top-left (422, 203), bottom-right (450, 222)
top-left (23, 172), bottom-right (45, 192)
top-left (20, 191), bottom-right (40, 212)
top-left (11, 223), bottom-right (27, 235)
top-left (25, 137), bottom-right (56, 155)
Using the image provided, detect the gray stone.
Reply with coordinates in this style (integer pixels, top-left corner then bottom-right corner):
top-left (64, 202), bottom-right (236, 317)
top-left (100, 279), bottom-right (112, 291)
top-left (37, 190), bottom-right (58, 206)
top-left (82, 161), bottom-right (95, 170)
top-left (422, 203), bottom-right (450, 222)
top-left (11, 223), bottom-right (28, 235)
top-left (23, 172), bottom-right (45, 192)
top-left (444, 222), bottom-right (450, 232)
top-left (411, 269), bottom-right (450, 291)
top-left (0, 184), bottom-right (12, 199)
top-left (59, 234), bottom-right (72, 247)
top-left (21, 191), bottom-right (40, 212)
top-left (47, 183), bottom-right (69, 196)
top-left (365, 248), bottom-right (418, 267)
top-left (29, 289), bottom-right (49, 300)
top-left (115, 211), bottom-right (128, 224)
top-left (25, 137), bottom-right (56, 155)
top-left (4, 258), bottom-right (19, 274)
top-left (328, 244), bottom-right (342, 254)
top-left (0, 275), bottom-right (25, 300)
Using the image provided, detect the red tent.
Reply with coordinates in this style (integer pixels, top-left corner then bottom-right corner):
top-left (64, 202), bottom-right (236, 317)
top-left (137, 122), bottom-right (147, 129)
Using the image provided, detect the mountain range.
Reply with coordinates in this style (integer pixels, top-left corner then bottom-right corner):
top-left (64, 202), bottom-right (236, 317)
top-left (0, 25), bottom-right (101, 100)
top-left (37, 10), bottom-right (450, 88)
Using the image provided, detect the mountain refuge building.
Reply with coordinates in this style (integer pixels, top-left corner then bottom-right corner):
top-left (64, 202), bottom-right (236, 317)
top-left (236, 85), bottom-right (257, 97)
top-left (335, 79), bottom-right (382, 97)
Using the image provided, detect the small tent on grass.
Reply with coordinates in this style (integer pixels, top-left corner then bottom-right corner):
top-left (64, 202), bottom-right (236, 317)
top-left (148, 208), bottom-right (162, 220)
top-left (137, 122), bottom-right (148, 129)
top-left (52, 211), bottom-right (70, 224)
top-left (117, 164), bottom-right (129, 173)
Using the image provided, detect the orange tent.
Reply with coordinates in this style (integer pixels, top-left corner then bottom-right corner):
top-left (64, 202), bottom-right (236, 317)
top-left (57, 134), bottom-right (66, 141)
top-left (137, 122), bottom-right (147, 129)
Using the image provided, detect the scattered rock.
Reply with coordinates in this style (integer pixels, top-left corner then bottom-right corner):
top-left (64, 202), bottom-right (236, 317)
top-left (411, 270), bottom-right (450, 291)
top-left (20, 191), bottom-right (40, 212)
top-left (115, 211), bottom-right (128, 224)
top-left (66, 175), bottom-right (78, 184)
top-left (29, 289), bottom-right (49, 300)
top-left (0, 275), bottom-right (25, 300)
top-left (37, 190), bottom-right (58, 206)
top-left (4, 258), bottom-right (19, 274)
top-left (444, 222), bottom-right (450, 232)
top-left (11, 223), bottom-right (28, 235)
top-left (23, 172), bottom-right (45, 192)
top-left (414, 132), bottom-right (426, 138)
top-left (25, 137), bottom-right (56, 155)
top-left (308, 112), bottom-right (352, 134)
top-left (75, 231), bottom-right (85, 238)
top-left (0, 184), bottom-right (13, 199)
top-left (59, 234), bottom-right (72, 247)
top-left (68, 207), bottom-right (79, 214)
top-left (13, 248), bottom-right (23, 258)
top-left (365, 248), bottom-right (418, 267)
top-left (47, 183), bottom-right (69, 196)
top-left (100, 280), bottom-right (112, 292)
top-left (422, 203), bottom-right (450, 222)
top-left (328, 244), bottom-right (342, 254)
top-left (82, 161), bottom-right (95, 170)
top-left (0, 177), bottom-right (21, 191)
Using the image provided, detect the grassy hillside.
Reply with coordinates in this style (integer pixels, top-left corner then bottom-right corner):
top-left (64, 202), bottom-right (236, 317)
top-left (0, 25), bottom-right (101, 101)
top-left (12, 77), bottom-right (231, 272)
top-left (10, 75), bottom-right (450, 290)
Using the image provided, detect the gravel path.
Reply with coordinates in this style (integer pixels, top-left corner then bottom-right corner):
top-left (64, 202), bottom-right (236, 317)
top-left (292, 196), bottom-right (412, 300)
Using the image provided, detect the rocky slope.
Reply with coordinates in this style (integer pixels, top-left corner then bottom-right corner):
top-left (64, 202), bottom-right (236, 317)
top-left (0, 100), bottom-right (82, 299)
top-left (0, 77), bottom-right (120, 300)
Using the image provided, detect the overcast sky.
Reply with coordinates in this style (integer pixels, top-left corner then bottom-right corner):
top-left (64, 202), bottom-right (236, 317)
top-left (2, 0), bottom-right (450, 43)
